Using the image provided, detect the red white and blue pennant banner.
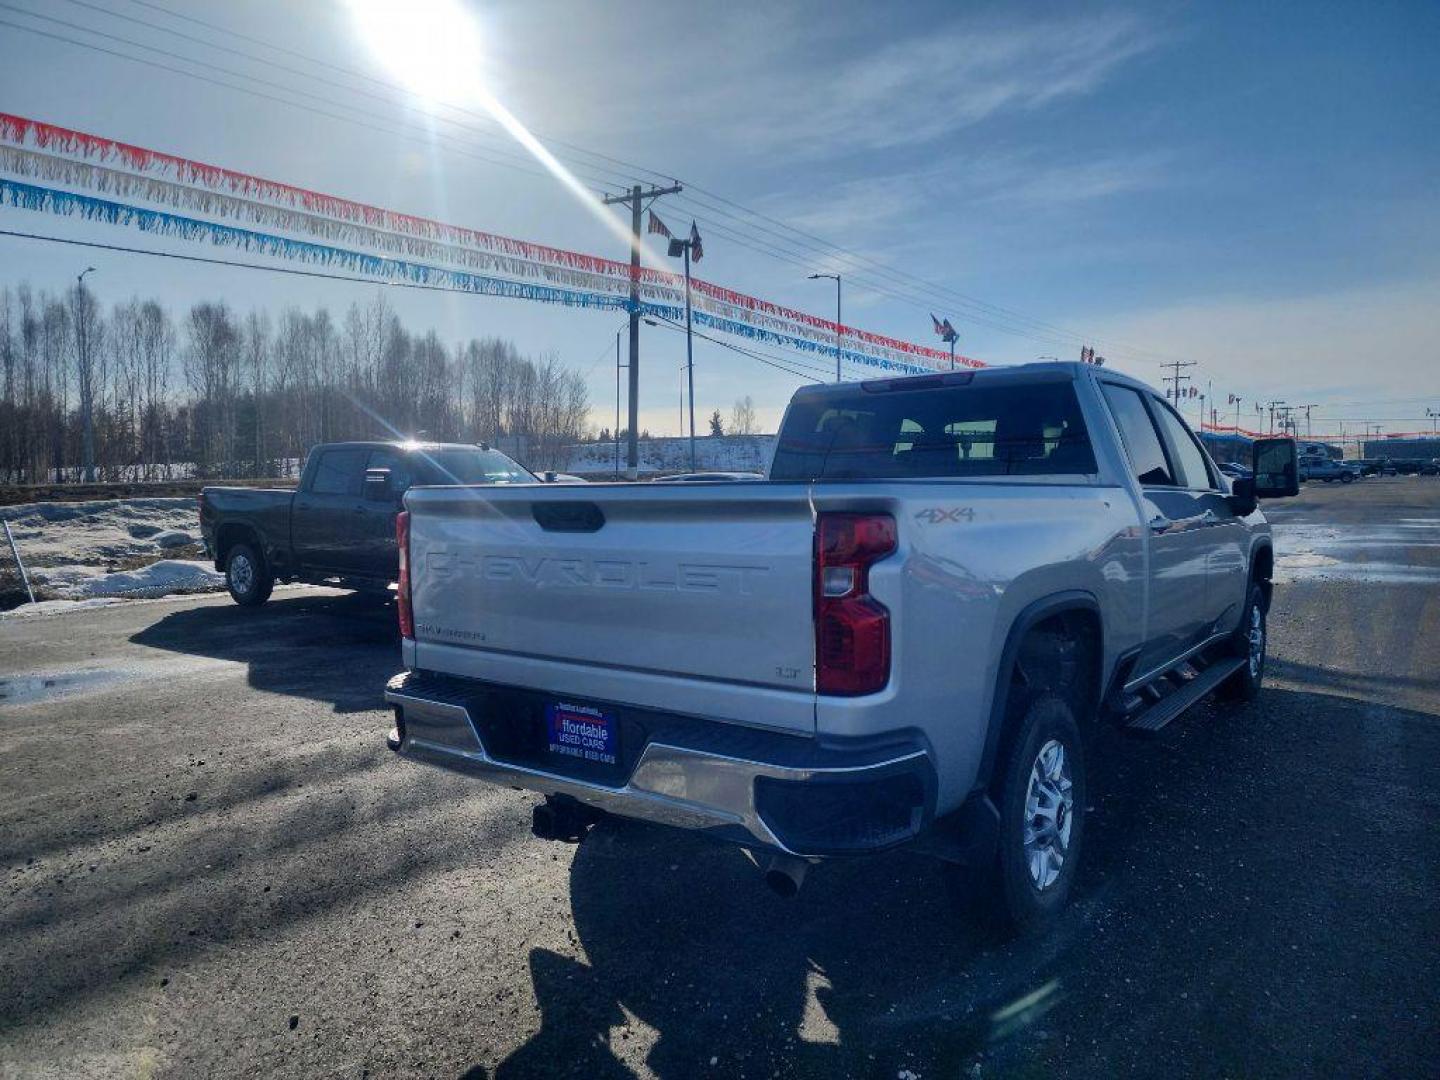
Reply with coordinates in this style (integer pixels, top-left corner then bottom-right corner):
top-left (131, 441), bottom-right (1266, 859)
top-left (0, 113), bottom-right (984, 373)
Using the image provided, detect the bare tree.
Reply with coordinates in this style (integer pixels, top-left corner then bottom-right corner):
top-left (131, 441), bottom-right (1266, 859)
top-left (730, 394), bottom-right (758, 435)
top-left (0, 277), bottom-right (603, 484)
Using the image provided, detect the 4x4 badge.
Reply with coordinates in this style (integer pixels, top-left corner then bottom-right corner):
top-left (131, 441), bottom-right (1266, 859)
top-left (915, 507), bottom-right (975, 524)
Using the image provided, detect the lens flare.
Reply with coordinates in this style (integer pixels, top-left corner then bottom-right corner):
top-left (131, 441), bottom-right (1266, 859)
top-left (347, 0), bottom-right (663, 264)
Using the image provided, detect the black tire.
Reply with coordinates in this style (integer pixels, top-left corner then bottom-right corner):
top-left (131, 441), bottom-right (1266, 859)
top-left (225, 542), bottom-right (273, 607)
top-left (987, 693), bottom-right (1088, 935)
top-left (1219, 583), bottom-right (1266, 701)
top-left (1340, 473), bottom-right (1354, 484)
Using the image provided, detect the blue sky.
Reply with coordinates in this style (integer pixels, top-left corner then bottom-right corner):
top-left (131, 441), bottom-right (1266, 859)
top-left (1, 0), bottom-right (1436, 436)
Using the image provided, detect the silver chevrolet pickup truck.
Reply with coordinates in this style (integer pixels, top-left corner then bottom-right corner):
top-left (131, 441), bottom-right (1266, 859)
top-left (385, 362), bottom-right (1299, 931)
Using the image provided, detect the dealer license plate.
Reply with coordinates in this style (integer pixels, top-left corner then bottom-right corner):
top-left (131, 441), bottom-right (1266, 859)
top-left (544, 701), bottom-right (618, 767)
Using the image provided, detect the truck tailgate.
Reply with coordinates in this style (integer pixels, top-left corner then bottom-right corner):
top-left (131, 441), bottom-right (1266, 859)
top-left (405, 482), bottom-right (817, 732)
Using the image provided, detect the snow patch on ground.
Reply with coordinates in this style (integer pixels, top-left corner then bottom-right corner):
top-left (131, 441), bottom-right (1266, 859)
top-left (1, 497), bottom-right (220, 608)
top-left (0, 597), bottom-right (128, 618)
top-left (1, 498), bottom-right (200, 567)
top-left (35, 559), bottom-right (225, 600)
top-left (1273, 521), bottom-right (1440, 584)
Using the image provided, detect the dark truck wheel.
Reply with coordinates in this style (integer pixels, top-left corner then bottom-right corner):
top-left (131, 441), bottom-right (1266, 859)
top-left (226, 542), bottom-right (273, 607)
top-left (1219, 583), bottom-right (1267, 701)
top-left (989, 692), bottom-right (1088, 934)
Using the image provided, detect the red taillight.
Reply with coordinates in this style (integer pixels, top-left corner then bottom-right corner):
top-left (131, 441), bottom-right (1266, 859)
top-left (814, 513), bottom-right (896, 695)
top-left (396, 510), bottom-right (414, 640)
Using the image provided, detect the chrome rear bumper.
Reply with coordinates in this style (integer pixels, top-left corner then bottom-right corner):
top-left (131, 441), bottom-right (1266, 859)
top-left (385, 672), bottom-right (932, 856)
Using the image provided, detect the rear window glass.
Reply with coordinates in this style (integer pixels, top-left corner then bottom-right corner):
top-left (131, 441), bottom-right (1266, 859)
top-left (416, 448), bottom-right (532, 485)
top-left (769, 381), bottom-right (1097, 480)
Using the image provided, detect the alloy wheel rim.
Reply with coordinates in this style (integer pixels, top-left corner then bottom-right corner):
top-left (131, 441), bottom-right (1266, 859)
top-left (1023, 738), bottom-right (1074, 890)
top-left (231, 554), bottom-right (253, 594)
top-left (1247, 603), bottom-right (1265, 678)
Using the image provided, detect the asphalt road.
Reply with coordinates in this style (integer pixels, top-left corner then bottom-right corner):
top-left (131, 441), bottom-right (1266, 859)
top-left (2, 478), bottom-right (1438, 1079)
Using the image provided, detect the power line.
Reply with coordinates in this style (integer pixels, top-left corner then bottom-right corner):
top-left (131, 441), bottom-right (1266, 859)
top-left (0, 228), bottom-right (850, 385)
top-left (0, 13), bottom-right (620, 194)
top-left (9, 0), bottom-right (1288, 407)
top-left (54, 0), bottom-right (1172, 362)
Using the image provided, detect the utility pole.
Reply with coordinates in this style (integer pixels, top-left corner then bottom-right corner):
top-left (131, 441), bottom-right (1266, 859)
top-left (1297, 404), bottom-right (1316, 439)
top-left (808, 273), bottom-right (842, 381)
top-left (1266, 400), bottom-right (1286, 436)
top-left (1427, 407), bottom-right (1439, 434)
top-left (1160, 359), bottom-right (1196, 408)
top-left (603, 183), bottom-right (682, 479)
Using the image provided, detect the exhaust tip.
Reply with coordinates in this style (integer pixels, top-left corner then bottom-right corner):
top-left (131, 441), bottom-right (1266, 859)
top-left (763, 855), bottom-right (808, 898)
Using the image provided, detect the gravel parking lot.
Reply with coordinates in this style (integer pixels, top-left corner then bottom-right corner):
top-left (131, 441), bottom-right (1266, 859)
top-left (2, 478), bottom-right (1438, 1079)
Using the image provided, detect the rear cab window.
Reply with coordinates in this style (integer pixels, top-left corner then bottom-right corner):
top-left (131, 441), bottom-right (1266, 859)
top-left (769, 380), bottom-right (1097, 480)
top-left (310, 448), bottom-right (368, 495)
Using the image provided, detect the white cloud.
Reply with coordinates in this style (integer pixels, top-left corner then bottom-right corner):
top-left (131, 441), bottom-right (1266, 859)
top-left (1096, 276), bottom-right (1440, 417)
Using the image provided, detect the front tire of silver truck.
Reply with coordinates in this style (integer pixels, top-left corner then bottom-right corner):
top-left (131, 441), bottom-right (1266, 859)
top-left (991, 692), bottom-right (1088, 934)
top-left (1218, 583), bottom-right (1267, 702)
top-left (226, 542), bottom-right (273, 607)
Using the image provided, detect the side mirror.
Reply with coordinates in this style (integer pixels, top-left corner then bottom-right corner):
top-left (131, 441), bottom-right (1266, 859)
top-left (543, 470), bottom-right (558, 483)
top-left (363, 467), bottom-right (394, 502)
top-left (1253, 438), bottom-right (1299, 498)
top-left (1227, 476), bottom-right (1257, 517)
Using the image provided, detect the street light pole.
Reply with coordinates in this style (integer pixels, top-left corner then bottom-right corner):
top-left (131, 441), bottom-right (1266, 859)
top-left (614, 328), bottom-right (622, 480)
top-left (75, 266), bottom-right (97, 483)
top-left (808, 273), bottom-right (842, 381)
top-left (683, 240), bottom-right (696, 471)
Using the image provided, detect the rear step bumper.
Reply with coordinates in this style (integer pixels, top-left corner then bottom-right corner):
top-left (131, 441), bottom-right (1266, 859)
top-left (385, 670), bottom-right (935, 857)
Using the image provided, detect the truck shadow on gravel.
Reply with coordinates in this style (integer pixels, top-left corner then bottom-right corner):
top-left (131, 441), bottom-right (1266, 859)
top-left (128, 590), bottom-right (402, 714)
top-left (487, 686), bottom-right (1440, 1080)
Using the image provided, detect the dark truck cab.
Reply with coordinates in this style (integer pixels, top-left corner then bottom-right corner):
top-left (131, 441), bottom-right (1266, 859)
top-left (199, 441), bottom-right (534, 606)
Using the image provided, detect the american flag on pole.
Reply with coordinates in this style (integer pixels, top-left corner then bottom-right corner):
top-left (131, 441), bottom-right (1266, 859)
top-left (931, 314), bottom-right (958, 343)
top-left (647, 211), bottom-right (672, 238)
top-left (689, 221), bottom-right (703, 262)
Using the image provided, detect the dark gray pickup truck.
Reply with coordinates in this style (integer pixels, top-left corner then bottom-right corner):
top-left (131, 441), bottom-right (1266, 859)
top-left (199, 441), bottom-right (534, 606)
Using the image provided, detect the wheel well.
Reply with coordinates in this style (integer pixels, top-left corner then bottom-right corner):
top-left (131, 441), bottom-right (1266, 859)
top-left (1252, 544), bottom-right (1274, 610)
top-left (980, 600), bottom-right (1104, 796)
top-left (214, 524), bottom-right (262, 570)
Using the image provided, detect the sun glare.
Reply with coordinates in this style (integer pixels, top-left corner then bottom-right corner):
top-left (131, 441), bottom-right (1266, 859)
top-left (348, 0), bottom-right (666, 266)
top-left (348, 0), bottom-right (486, 104)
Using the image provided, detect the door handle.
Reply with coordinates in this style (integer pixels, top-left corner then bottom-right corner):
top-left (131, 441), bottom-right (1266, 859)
top-left (1149, 509), bottom-right (1215, 533)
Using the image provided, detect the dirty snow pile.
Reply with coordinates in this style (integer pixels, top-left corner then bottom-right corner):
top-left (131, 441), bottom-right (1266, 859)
top-left (1, 497), bottom-right (223, 603)
top-left (34, 559), bottom-right (224, 599)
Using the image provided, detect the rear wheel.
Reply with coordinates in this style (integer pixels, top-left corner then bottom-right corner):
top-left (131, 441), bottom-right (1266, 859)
top-left (1219, 583), bottom-right (1266, 701)
top-left (226, 542), bottom-right (273, 607)
top-left (990, 693), bottom-right (1087, 934)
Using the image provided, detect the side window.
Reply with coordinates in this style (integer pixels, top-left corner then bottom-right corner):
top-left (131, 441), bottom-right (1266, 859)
top-left (1150, 402), bottom-right (1215, 489)
top-left (310, 448), bottom-right (368, 496)
top-left (365, 448), bottom-right (415, 492)
top-left (1102, 385), bottom-right (1175, 486)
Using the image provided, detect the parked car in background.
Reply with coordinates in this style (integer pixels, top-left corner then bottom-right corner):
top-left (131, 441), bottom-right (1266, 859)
top-left (200, 441), bottom-right (535, 606)
top-left (386, 362), bottom-right (1299, 932)
top-left (1218, 462), bottom-right (1252, 480)
top-left (1345, 460), bottom-right (1379, 477)
top-left (1392, 459), bottom-right (1426, 475)
top-left (651, 471), bottom-right (765, 482)
top-left (1422, 459), bottom-right (1440, 476)
top-left (1299, 456), bottom-right (1355, 483)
